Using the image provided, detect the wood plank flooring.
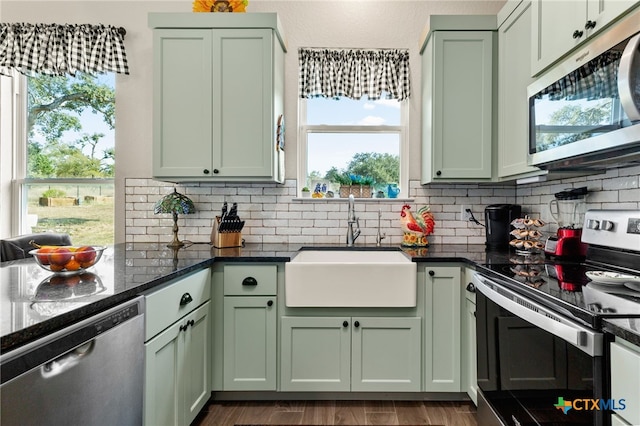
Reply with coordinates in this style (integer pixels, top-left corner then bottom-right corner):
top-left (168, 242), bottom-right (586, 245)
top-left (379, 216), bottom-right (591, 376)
top-left (193, 400), bottom-right (477, 426)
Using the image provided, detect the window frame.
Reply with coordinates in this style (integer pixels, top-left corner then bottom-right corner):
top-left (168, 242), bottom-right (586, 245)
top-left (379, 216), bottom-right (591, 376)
top-left (297, 98), bottom-right (410, 198)
top-left (6, 72), bottom-right (115, 237)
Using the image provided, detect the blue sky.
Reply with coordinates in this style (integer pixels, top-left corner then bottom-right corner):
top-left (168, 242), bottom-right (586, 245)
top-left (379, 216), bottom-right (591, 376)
top-left (306, 96), bottom-right (401, 176)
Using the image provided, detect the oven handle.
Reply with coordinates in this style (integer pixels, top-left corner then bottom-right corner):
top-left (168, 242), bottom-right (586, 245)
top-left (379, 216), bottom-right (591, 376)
top-left (473, 273), bottom-right (603, 357)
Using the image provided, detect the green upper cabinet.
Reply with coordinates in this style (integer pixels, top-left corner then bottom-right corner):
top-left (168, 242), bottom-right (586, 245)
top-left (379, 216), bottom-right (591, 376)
top-left (497, 0), bottom-right (543, 180)
top-left (531, 0), bottom-right (638, 75)
top-left (149, 13), bottom-right (286, 183)
top-left (420, 16), bottom-right (497, 184)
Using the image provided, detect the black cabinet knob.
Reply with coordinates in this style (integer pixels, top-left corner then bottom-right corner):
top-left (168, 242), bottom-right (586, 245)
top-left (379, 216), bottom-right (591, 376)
top-left (343, 321), bottom-right (348, 328)
top-left (585, 20), bottom-right (596, 30)
top-left (436, 170), bottom-right (442, 176)
top-left (203, 169), bottom-right (210, 174)
top-left (466, 282), bottom-right (476, 293)
top-left (213, 169), bottom-right (220, 174)
top-left (428, 270), bottom-right (435, 276)
top-left (179, 324), bottom-right (187, 332)
top-left (267, 300), bottom-right (273, 307)
top-left (573, 30), bottom-right (584, 39)
top-left (188, 319), bottom-right (194, 327)
top-left (242, 277), bottom-right (257, 286)
top-left (354, 321), bottom-right (360, 328)
top-left (180, 293), bottom-right (193, 306)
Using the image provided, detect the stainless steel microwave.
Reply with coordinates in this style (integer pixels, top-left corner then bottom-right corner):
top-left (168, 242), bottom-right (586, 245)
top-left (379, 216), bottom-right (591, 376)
top-left (528, 7), bottom-right (640, 170)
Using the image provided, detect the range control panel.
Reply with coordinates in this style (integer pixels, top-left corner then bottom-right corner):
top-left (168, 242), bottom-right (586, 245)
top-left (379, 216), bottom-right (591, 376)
top-left (582, 210), bottom-right (640, 250)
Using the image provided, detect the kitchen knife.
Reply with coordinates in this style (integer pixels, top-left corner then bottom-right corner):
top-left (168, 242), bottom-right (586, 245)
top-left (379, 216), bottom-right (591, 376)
top-left (228, 202), bottom-right (238, 219)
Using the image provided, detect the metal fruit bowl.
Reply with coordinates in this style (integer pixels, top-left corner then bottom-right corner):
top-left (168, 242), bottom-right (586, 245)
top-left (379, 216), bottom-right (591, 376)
top-left (29, 246), bottom-right (105, 275)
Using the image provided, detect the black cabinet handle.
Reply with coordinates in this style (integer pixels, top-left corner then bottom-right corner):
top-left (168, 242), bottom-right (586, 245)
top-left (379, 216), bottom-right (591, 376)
top-left (242, 277), bottom-right (257, 286)
top-left (203, 169), bottom-right (210, 175)
top-left (466, 282), bottom-right (476, 293)
top-left (585, 20), bottom-right (596, 30)
top-left (573, 30), bottom-right (583, 39)
top-left (436, 170), bottom-right (442, 176)
top-left (354, 321), bottom-right (360, 328)
top-left (213, 169), bottom-right (220, 174)
top-left (343, 321), bottom-right (348, 328)
top-left (179, 324), bottom-right (187, 332)
top-left (188, 319), bottom-right (194, 327)
top-left (267, 300), bottom-right (273, 307)
top-left (180, 293), bottom-right (193, 306)
top-left (428, 270), bottom-right (435, 277)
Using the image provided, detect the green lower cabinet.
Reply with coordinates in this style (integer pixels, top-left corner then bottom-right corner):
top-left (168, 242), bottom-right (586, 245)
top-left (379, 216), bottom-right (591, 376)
top-left (144, 301), bottom-right (210, 426)
top-left (352, 317), bottom-right (422, 392)
top-left (223, 296), bottom-right (277, 390)
top-left (280, 316), bottom-right (351, 392)
top-left (280, 316), bottom-right (421, 392)
top-left (424, 266), bottom-right (462, 392)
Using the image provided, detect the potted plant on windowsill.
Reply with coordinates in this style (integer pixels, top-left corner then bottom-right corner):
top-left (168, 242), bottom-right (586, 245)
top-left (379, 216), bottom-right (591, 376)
top-left (301, 187), bottom-right (311, 198)
top-left (333, 173), bottom-right (375, 198)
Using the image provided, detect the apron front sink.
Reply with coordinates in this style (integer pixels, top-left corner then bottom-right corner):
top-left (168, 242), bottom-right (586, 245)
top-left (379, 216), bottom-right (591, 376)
top-left (284, 250), bottom-right (417, 307)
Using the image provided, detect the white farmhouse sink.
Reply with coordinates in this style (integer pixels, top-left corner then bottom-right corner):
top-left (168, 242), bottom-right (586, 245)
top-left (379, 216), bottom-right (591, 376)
top-left (285, 250), bottom-right (417, 307)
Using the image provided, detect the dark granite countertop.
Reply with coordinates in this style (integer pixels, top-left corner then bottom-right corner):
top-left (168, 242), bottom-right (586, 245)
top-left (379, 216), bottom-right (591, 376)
top-left (3, 241), bottom-right (636, 354)
top-left (603, 318), bottom-right (640, 347)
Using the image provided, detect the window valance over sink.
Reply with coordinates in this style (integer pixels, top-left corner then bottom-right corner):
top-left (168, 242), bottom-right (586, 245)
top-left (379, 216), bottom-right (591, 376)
top-left (298, 48), bottom-right (411, 101)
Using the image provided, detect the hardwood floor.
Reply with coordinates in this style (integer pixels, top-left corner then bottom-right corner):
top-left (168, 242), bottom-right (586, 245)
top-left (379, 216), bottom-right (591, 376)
top-left (193, 400), bottom-right (477, 426)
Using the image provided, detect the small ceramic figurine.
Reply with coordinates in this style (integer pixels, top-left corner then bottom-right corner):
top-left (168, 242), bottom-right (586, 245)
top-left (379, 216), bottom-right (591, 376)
top-left (400, 204), bottom-right (435, 247)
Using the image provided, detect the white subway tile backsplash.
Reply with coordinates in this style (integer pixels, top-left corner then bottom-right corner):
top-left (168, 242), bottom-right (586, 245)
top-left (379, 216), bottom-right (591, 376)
top-left (125, 172), bottom-right (639, 246)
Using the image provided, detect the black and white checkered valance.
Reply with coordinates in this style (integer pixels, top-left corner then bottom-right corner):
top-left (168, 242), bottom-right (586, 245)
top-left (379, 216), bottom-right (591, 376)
top-left (0, 23), bottom-right (129, 76)
top-left (298, 48), bottom-right (411, 100)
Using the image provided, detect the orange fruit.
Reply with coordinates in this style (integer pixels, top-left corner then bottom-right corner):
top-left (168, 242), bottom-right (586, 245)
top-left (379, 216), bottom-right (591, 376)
top-left (64, 259), bottom-right (81, 271)
top-left (50, 264), bottom-right (65, 272)
top-left (80, 261), bottom-right (95, 268)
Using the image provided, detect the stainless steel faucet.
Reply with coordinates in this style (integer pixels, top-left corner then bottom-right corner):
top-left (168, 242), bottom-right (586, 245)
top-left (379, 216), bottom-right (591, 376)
top-left (346, 194), bottom-right (361, 246)
top-left (376, 209), bottom-right (386, 246)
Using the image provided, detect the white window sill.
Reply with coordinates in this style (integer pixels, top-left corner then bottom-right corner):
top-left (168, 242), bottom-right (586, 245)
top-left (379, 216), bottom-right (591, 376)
top-left (292, 197), bottom-right (415, 202)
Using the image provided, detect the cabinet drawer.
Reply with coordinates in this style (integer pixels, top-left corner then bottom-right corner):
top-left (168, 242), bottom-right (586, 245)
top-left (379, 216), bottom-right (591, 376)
top-left (611, 339), bottom-right (640, 426)
top-left (145, 268), bottom-right (210, 341)
top-left (223, 264), bottom-right (277, 296)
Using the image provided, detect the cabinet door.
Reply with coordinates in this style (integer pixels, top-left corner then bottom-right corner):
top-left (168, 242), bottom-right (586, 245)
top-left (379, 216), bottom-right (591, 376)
top-left (280, 316), bottom-right (351, 392)
top-left (182, 302), bottom-right (211, 426)
top-left (464, 298), bottom-right (478, 405)
top-left (223, 296), bottom-right (277, 390)
top-left (153, 29), bottom-right (213, 178)
top-left (424, 266), bottom-right (462, 392)
top-left (531, 0), bottom-right (586, 75)
top-left (430, 31), bottom-right (493, 181)
top-left (212, 29), bottom-right (274, 179)
top-left (498, 0), bottom-right (541, 179)
top-left (587, 0), bottom-right (638, 36)
top-left (144, 320), bottom-right (181, 426)
top-left (611, 340), bottom-right (640, 426)
top-left (351, 317), bottom-right (421, 392)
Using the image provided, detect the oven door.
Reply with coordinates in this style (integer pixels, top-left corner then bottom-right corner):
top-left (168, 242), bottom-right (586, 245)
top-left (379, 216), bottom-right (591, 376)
top-left (473, 273), bottom-right (606, 426)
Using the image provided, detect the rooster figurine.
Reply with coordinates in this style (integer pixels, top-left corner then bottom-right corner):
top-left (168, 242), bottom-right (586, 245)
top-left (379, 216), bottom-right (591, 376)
top-left (400, 204), bottom-right (435, 247)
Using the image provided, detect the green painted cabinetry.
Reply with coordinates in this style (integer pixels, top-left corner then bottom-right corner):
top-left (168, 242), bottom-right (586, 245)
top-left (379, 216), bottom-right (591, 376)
top-left (149, 13), bottom-right (285, 183)
top-left (531, 0), bottom-right (638, 75)
top-left (423, 266), bottom-right (462, 392)
top-left (280, 316), bottom-right (421, 392)
top-left (223, 296), bottom-right (277, 390)
top-left (610, 338), bottom-right (640, 426)
top-left (496, 0), bottom-right (542, 180)
top-left (144, 301), bottom-right (210, 426)
top-left (420, 16), bottom-right (496, 183)
top-left (461, 268), bottom-right (477, 405)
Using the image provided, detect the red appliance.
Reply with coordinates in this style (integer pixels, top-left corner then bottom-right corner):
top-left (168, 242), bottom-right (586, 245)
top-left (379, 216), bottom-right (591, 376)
top-left (545, 187), bottom-right (589, 258)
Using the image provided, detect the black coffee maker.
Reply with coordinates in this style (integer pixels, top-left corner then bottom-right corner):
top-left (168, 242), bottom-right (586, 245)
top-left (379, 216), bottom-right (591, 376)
top-left (485, 204), bottom-right (522, 249)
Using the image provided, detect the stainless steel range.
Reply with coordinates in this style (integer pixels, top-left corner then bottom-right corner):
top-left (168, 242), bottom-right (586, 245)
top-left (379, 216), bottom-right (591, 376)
top-left (473, 210), bottom-right (640, 426)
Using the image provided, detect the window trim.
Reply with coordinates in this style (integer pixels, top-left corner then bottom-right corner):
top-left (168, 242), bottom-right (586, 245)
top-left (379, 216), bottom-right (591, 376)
top-left (297, 98), bottom-right (409, 198)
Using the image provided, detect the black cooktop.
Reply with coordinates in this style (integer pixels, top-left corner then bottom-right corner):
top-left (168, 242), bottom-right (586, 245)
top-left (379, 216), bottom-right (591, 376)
top-left (478, 252), bottom-right (640, 328)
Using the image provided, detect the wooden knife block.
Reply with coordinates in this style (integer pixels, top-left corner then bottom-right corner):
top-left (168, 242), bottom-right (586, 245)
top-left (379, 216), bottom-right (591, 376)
top-left (211, 216), bottom-right (243, 248)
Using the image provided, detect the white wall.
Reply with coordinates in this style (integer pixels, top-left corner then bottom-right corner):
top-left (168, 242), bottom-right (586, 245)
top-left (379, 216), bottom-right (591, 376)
top-left (1, 0), bottom-right (505, 243)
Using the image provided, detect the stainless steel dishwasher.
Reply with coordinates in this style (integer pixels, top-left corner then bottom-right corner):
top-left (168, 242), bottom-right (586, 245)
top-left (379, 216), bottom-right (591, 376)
top-left (1, 296), bottom-right (144, 426)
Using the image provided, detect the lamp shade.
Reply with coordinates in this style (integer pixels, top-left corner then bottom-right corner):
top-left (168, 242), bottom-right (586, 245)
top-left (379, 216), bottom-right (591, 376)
top-left (154, 189), bottom-right (196, 215)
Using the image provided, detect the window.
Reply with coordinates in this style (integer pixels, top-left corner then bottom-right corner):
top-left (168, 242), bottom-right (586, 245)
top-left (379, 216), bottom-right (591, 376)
top-left (298, 95), bottom-right (408, 198)
top-left (17, 72), bottom-right (115, 244)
